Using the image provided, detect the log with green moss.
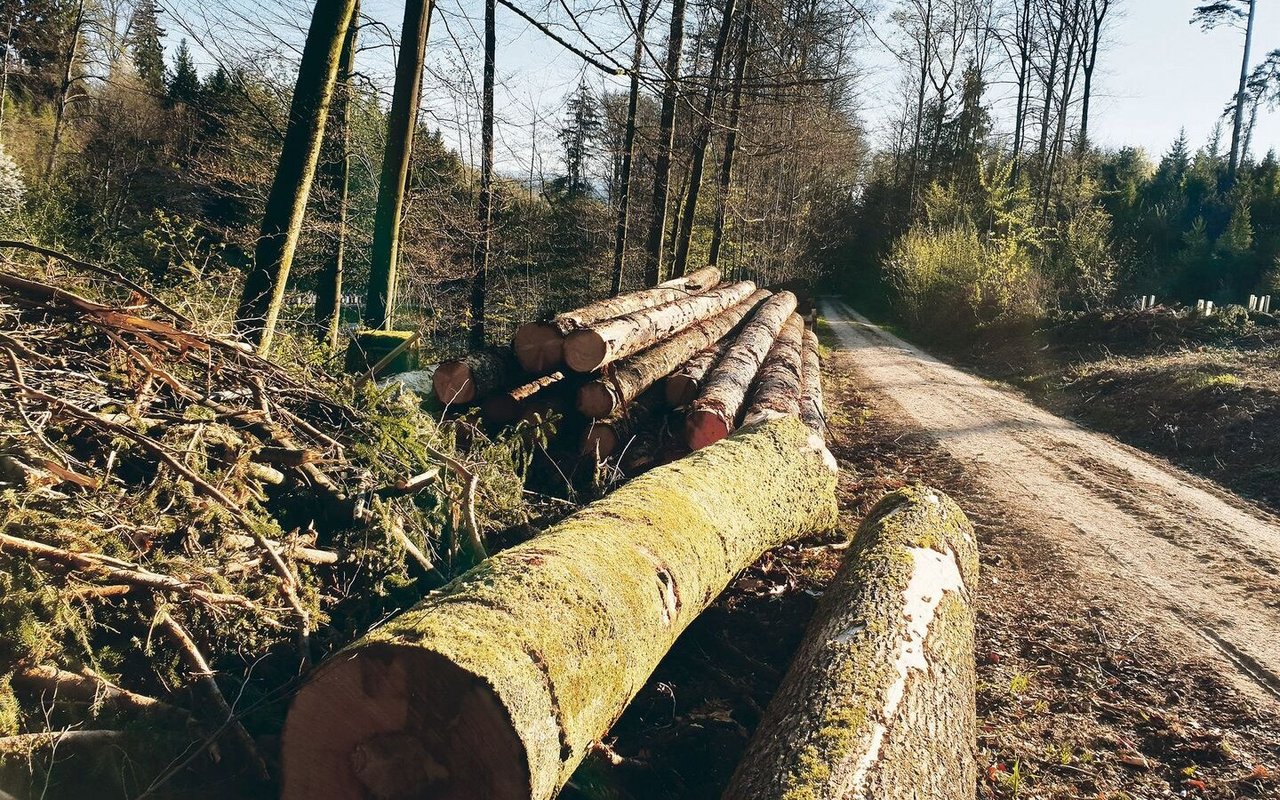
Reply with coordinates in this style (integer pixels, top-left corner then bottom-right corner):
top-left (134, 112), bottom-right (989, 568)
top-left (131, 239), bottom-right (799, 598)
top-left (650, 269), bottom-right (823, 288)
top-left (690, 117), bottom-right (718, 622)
top-left (724, 485), bottom-right (979, 800)
top-left (513, 266), bottom-right (722, 373)
top-left (280, 416), bottom-right (838, 800)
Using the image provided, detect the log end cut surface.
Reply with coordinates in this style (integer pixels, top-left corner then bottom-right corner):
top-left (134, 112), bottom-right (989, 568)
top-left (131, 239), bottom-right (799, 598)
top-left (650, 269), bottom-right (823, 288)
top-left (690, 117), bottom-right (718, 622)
top-left (665, 374), bottom-right (698, 407)
top-left (577, 381), bottom-right (618, 419)
top-left (282, 644), bottom-right (529, 800)
top-left (432, 361), bottom-right (476, 405)
top-left (686, 408), bottom-right (731, 451)
top-left (562, 329), bottom-right (609, 373)
top-left (513, 322), bottom-right (563, 373)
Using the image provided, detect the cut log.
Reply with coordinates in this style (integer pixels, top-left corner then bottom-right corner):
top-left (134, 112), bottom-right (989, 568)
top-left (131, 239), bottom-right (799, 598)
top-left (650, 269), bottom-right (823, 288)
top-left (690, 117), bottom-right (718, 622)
top-left (563, 281), bottom-right (757, 373)
top-left (281, 416), bottom-right (837, 800)
top-left (724, 485), bottom-right (979, 800)
top-left (799, 327), bottom-right (826, 436)
top-left (432, 348), bottom-right (520, 405)
top-left (742, 313), bottom-right (805, 425)
top-left (482, 372), bottom-right (569, 427)
top-left (577, 289), bottom-right (770, 419)
top-left (513, 266), bottom-right (721, 373)
top-left (665, 339), bottom-right (727, 407)
top-left (581, 390), bottom-right (661, 459)
top-left (686, 291), bottom-right (797, 449)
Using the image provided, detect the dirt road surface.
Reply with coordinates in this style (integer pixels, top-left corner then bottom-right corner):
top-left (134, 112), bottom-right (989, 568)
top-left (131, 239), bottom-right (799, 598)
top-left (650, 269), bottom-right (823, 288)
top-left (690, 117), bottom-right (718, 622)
top-left (820, 298), bottom-right (1280, 706)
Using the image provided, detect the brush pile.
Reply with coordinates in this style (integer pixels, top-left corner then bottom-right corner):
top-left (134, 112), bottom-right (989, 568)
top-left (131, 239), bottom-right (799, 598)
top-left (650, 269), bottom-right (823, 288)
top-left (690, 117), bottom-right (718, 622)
top-left (0, 246), bottom-right (527, 799)
top-left (433, 266), bottom-right (828, 475)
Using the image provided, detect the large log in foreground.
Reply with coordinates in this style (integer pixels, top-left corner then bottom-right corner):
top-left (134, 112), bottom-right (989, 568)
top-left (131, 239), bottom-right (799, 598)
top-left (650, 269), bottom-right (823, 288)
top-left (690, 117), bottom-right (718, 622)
top-left (513, 266), bottom-right (721, 373)
top-left (577, 289), bottom-right (770, 419)
top-left (563, 281), bottom-right (757, 373)
top-left (724, 485), bottom-right (979, 800)
top-left (281, 417), bottom-right (838, 800)
top-left (742, 313), bottom-right (805, 425)
top-left (432, 347), bottom-right (519, 405)
top-left (686, 291), bottom-right (797, 449)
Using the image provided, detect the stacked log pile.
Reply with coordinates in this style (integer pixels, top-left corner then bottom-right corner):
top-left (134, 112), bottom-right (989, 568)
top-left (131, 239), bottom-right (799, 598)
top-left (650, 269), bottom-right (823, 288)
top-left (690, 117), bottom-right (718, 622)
top-left (432, 269), bottom-right (827, 472)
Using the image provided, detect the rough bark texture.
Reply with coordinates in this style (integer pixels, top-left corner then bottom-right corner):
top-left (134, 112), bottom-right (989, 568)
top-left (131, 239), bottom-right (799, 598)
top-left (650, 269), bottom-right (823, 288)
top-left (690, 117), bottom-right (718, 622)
top-left (577, 289), bottom-right (770, 418)
top-left (643, 0), bottom-right (689, 286)
top-left (513, 267), bottom-right (721, 373)
top-left (686, 291), bottom-right (796, 449)
top-left (563, 281), bottom-right (757, 373)
top-left (743, 313), bottom-right (804, 424)
top-left (724, 485), bottom-right (979, 800)
top-left (799, 327), bottom-right (826, 437)
top-left (281, 417), bottom-right (837, 800)
top-left (432, 348), bottom-right (519, 405)
top-left (665, 339), bottom-right (727, 407)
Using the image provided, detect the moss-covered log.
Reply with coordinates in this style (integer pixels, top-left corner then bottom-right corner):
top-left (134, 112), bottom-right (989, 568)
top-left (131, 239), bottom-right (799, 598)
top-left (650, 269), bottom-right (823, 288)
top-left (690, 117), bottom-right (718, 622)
top-left (687, 291), bottom-right (796, 449)
top-left (563, 281), bottom-right (757, 373)
top-left (742, 313), bottom-right (805, 425)
top-left (513, 266), bottom-right (721, 373)
top-left (665, 339), bottom-right (727, 407)
top-left (799, 327), bottom-right (826, 437)
top-left (577, 290), bottom-right (769, 419)
top-left (432, 348), bottom-right (520, 405)
top-left (724, 485), bottom-right (979, 800)
top-left (281, 416), bottom-right (837, 800)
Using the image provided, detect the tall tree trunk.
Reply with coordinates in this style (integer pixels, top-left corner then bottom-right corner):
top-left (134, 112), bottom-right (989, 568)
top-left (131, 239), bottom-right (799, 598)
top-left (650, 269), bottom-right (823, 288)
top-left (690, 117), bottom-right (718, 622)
top-left (1227, 0), bottom-right (1257, 185)
top-left (314, 0), bottom-right (360, 350)
top-left (609, 0), bottom-right (653, 296)
top-left (469, 0), bottom-right (495, 349)
top-left (0, 20), bottom-right (13, 143)
top-left (236, 0), bottom-right (360, 351)
top-left (708, 0), bottom-right (751, 270)
top-left (44, 0), bottom-right (84, 180)
top-left (643, 0), bottom-right (689, 286)
top-left (1010, 0), bottom-right (1032, 184)
top-left (1077, 0), bottom-right (1108, 161)
top-left (671, 0), bottom-right (739, 279)
top-left (365, 0), bottom-right (433, 331)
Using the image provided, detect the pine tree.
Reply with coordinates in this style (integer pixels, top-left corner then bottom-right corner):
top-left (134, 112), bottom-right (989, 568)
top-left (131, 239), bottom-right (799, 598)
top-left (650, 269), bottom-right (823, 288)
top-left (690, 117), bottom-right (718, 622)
top-left (167, 39), bottom-right (199, 105)
top-left (128, 0), bottom-right (166, 91)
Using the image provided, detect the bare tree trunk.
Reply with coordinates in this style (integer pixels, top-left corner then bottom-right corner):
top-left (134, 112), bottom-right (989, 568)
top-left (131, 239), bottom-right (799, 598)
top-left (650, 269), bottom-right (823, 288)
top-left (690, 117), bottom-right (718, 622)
top-left (1227, 0), bottom-right (1257, 185)
top-left (708, 0), bottom-right (751, 270)
top-left (610, 0), bottom-right (653, 296)
top-left (314, 0), bottom-right (360, 350)
top-left (469, 0), bottom-right (495, 349)
top-left (365, 0), bottom-right (434, 330)
top-left (671, 0), bottom-right (739, 279)
top-left (44, 0), bottom-right (84, 180)
top-left (235, 0), bottom-right (360, 352)
top-left (1010, 0), bottom-right (1032, 183)
top-left (643, 0), bottom-right (688, 286)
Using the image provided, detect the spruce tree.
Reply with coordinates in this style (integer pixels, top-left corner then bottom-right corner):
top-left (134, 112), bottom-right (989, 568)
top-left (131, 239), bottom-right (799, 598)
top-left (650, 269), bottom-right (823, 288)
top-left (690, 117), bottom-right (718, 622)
top-left (129, 0), bottom-right (166, 91)
top-left (167, 39), bottom-right (199, 105)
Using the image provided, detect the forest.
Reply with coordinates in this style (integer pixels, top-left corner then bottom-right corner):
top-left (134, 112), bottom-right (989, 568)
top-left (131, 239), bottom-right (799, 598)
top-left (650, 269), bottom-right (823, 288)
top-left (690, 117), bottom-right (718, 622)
top-left (2, 0), bottom-right (1280, 798)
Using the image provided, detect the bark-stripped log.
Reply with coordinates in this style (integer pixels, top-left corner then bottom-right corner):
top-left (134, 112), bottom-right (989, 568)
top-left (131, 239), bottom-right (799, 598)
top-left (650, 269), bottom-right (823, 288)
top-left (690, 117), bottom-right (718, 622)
top-left (482, 372), bottom-right (569, 427)
top-left (799, 328), bottom-right (826, 437)
top-left (577, 289), bottom-right (770, 419)
top-left (724, 485), bottom-right (979, 800)
top-left (513, 266), bottom-right (721, 373)
top-left (686, 291), bottom-right (797, 449)
top-left (432, 348), bottom-right (519, 405)
top-left (742, 313), bottom-right (805, 425)
top-left (563, 281), bottom-right (757, 373)
top-left (281, 417), bottom-right (838, 800)
top-left (581, 390), bottom-right (661, 459)
top-left (665, 339), bottom-right (727, 407)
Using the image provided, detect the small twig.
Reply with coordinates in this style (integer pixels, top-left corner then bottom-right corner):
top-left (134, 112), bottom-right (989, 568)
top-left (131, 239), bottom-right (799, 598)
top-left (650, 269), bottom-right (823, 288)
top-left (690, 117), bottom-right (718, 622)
top-left (11, 664), bottom-right (190, 723)
top-left (424, 444), bottom-right (487, 563)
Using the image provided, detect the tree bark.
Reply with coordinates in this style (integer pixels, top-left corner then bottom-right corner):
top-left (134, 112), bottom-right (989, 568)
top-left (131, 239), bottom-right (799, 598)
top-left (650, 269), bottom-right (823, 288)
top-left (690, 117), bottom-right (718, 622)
top-left (470, 0), bottom-right (496, 348)
top-left (1227, 0), bottom-right (1257, 184)
top-left (563, 281), bottom-right (756, 373)
top-left (708, 0), bottom-right (752, 270)
top-left (643, 0), bottom-right (689, 286)
top-left (665, 339), bottom-right (727, 406)
top-left (581, 388), bottom-right (661, 459)
top-left (686, 290), bottom-right (796, 449)
top-left (610, 0), bottom-right (652, 296)
top-left (314, 0), bottom-right (360, 350)
top-left (798, 327), bottom-right (825, 437)
top-left (236, 0), bottom-right (359, 351)
top-left (482, 371), bottom-right (571, 427)
top-left (742, 312), bottom-right (804, 424)
top-left (44, 0), bottom-right (84, 180)
top-left (578, 288), bottom-right (768, 418)
top-left (365, 0), bottom-right (434, 330)
top-left (513, 266), bottom-right (720, 374)
top-left (724, 485), bottom-right (978, 800)
top-left (432, 348), bottom-right (519, 405)
top-left (281, 416), bottom-right (838, 800)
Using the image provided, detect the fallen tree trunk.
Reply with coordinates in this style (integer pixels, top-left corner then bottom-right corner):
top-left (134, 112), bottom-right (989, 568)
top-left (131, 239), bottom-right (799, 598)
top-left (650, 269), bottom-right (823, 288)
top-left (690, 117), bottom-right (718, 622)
top-left (581, 390), bottom-right (661, 459)
top-left (281, 416), bottom-right (837, 800)
top-left (482, 371), bottom-right (570, 427)
top-left (686, 291), bottom-right (797, 449)
top-left (513, 266), bottom-right (721, 373)
top-left (799, 327), bottom-right (826, 437)
top-left (742, 313), bottom-right (805, 425)
top-left (724, 485), bottom-right (979, 800)
top-left (563, 281), bottom-right (757, 373)
top-left (432, 348), bottom-right (520, 405)
top-left (665, 339), bottom-right (727, 407)
top-left (577, 289), bottom-right (769, 419)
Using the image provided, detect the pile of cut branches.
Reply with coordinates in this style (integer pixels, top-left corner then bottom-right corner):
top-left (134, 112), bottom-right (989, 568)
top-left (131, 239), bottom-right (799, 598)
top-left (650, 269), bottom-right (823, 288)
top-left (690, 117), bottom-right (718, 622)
top-left (0, 244), bottom-right (528, 799)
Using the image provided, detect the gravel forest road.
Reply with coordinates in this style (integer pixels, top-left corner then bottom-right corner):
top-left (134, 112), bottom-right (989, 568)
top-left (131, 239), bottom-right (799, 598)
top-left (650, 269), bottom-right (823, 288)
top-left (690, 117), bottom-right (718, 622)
top-left (820, 298), bottom-right (1280, 705)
